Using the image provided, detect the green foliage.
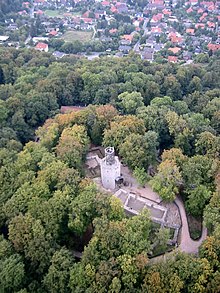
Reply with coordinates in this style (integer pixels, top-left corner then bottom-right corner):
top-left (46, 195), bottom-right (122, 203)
top-left (43, 248), bottom-right (75, 293)
top-left (0, 254), bottom-right (25, 292)
top-left (56, 125), bottom-right (90, 170)
top-left (103, 115), bottom-right (146, 151)
top-left (0, 48), bottom-right (219, 292)
top-left (8, 213), bottom-right (55, 273)
top-left (150, 160), bottom-right (183, 201)
top-left (116, 91), bottom-right (144, 114)
top-left (0, 236), bottom-right (25, 292)
top-left (203, 192), bottom-right (220, 233)
top-left (186, 185), bottom-right (212, 217)
top-left (133, 167), bottom-right (149, 187)
top-left (68, 183), bottom-right (125, 235)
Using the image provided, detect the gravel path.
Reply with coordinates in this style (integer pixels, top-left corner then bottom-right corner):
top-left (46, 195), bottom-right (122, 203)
top-left (175, 196), bottom-right (207, 254)
top-left (150, 196), bottom-right (207, 264)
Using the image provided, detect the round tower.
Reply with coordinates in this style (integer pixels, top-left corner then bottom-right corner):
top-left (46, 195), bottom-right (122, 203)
top-left (100, 147), bottom-right (121, 190)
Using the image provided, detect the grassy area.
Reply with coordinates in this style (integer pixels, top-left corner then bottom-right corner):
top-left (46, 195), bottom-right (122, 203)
top-left (61, 30), bottom-right (93, 43)
top-left (44, 10), bottom-right (63, 18)
top-left (44, 10), bottom-right (81, 18)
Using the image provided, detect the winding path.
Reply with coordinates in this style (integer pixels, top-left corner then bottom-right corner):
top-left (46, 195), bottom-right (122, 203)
top-left (150, 196), bottom-right (208, 264)
top-left (174, 196), bottom-right (207, 254)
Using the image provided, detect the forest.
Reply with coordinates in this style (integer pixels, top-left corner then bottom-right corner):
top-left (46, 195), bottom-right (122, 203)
top-left (0, 47), bottom-right (220, 292)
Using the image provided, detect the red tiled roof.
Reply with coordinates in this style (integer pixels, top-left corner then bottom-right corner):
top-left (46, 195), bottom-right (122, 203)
top-left (195, 23), bottom-right (205, 29)
top-left (170, 36), bottom-right (183, 43)
top-left (35, 42), bottom-right (48, 49)
top-left (109, 28), bottom-right (118, 34)
top-left (82, 18), bottom-right (93, 23)
top-left (168, 56), bottom-right (178, 62)
top-left (168, 47), bottom-right (181, 54)
top-left (111, 6), bottom-right (118, 13)
top-left (101, 1), bottom-right (110, 5)
top-left (151, 27), bottom-right (162, 33)
top-left (35, 10), bottom-right (44, 14)
top-left (198, 8), bottom-right (204, 13)
top-left (207, 43), bottom-right (220, 51)
top-left (82, 11), bottom-right (90, 18)
top-left (152, 13), bottom-right (163, 22)
top-left (163, 9), bottom-right (171, 15)
top-left (186, 28), bottom-right (195, 34)
top-left (49, 30), bottom-right (58, 36)
top-left (207, 21), bottom-right (215, 28)
top-left (187, 7), bottom-right (193, 13)
top-left (121, 34), bottom-right (133, 42)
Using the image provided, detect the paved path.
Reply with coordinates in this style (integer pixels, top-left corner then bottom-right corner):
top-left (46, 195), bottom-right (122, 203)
top-left (149, 196), bottom-right (207, 265)
top-left (175, 196), bottom-right (207, 254)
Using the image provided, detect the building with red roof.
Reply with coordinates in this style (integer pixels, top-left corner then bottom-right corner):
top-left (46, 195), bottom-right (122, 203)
top-left (186, 7), bottom-right (193, 13)
top-left (18, 10), bottom-right (28, 15)
top-left (163, 9), bottom-right (172, 15)
top-left (207, 21), bottom-right (215, 28)
top-left (81, 18), bottom-right (93, 24)
top-left (168, 47), bottom-right (181, 54)
top-left (151, 27), bottom-right (162, 34)
top-left (82, 11), bottom-right (90, 18)
top-left (168, 56), bottom-right (178, 62)
top-left (101, 1), bottom-right (110, 6)
top-left (200, 12), bottom-right (208, 21)
top-left (195, 23), bottom-right (205, 29)
top-left (109, 28), bottom-right (118, 34)
top-left (198, 8), bottom-right (204, 13)
top-left (49, 30), bottom-right (58, 37)
top-left (207, 43), bottom-right (220, 51)
top-left (35, 42), bottom-right (48, 52)
top-left (121, 34), bottom-right (134, 43)
top-left (34, 10), bottom-right (44, 15)
top-left (186, 28), bottom-right (195, 34)
top-left (189, 0), bottom-right (198, 5)
top-left (111, 6), bottom-right (118, 13)
top-left (22, 2), bottom-right (30, 8)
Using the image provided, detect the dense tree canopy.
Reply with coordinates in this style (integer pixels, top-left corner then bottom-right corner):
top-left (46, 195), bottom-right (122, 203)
top-left (0, 47), bottom-right (219, 292)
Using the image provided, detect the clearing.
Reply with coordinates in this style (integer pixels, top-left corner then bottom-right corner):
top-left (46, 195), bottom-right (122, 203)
top-left (44, 10), bottom-right (63, 18)
top-left (44, 10), bottom-right (81, 18)
top-left (61, 30), bottom-right (93, 43)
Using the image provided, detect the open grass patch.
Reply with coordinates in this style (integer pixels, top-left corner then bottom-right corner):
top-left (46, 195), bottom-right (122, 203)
top-left (44, 10), bottom-right (63, 17)
top-left (61, 30), bottom-right (93, 43)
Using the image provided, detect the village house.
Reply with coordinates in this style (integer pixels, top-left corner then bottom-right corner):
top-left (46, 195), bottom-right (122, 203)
top-left (35, 42), bottom-right (49, 52)
top-left (168, 55), bottom-right (178, 62)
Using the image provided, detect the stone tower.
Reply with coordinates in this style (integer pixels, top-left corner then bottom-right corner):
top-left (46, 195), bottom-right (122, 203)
top-left (100, 147), bottom-right (121, 190)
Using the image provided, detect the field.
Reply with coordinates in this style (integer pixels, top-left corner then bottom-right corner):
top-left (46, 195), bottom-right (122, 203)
top-left (44, 10), bottom-right (80, 18)
top-left (61, 30), bottom-right (93, 43)
top-left (44, 10), bottom-right (63, 18)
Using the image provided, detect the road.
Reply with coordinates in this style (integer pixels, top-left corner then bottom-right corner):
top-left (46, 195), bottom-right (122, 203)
top-left (133, 40), bottom-right (140, 52)
top-left (30, 6), bottom-right (34, 19)
top-left (92, 25), bottom-right (96, 39)
top-left (142, 19), bottom-right (149, 36)
top-left (25, 34), bottom-right (32, 45)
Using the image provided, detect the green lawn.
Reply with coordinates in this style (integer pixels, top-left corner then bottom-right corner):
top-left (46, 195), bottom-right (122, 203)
top-left (44, 10), bottom-right (80, 18)
top-left (44, 10), bottom-right (63, 17)
top-left (61, 30), bottom-right (93, 43)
